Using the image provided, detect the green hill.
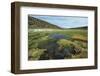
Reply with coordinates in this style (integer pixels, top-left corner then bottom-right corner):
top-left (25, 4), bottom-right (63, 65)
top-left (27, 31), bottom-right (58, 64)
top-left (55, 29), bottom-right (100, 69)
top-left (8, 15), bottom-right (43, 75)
top-left (28, 16), bottom-right (61, 29)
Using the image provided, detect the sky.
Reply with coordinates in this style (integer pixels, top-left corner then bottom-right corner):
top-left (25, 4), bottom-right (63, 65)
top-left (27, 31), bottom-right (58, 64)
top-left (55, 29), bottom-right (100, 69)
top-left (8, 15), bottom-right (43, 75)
top-left (30, 15), bottom-right (88, 28)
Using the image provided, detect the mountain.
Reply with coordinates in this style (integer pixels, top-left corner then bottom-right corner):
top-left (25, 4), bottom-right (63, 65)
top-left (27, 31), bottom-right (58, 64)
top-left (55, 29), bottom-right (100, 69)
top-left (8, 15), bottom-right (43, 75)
top-left (69, 26), bottom-right (88, 29)
top-left (28, 16), bottom-right (61, 29)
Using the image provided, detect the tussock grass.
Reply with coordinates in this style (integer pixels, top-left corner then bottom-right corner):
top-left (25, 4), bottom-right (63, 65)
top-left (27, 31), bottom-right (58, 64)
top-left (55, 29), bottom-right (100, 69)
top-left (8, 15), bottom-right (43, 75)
top-left (28, 29), bottom-right (88, 60)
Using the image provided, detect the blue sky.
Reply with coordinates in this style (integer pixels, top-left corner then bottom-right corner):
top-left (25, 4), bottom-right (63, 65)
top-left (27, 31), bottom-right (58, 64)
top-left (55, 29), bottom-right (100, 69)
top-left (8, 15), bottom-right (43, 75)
top-left (31, 15), bottom-right (88, 28)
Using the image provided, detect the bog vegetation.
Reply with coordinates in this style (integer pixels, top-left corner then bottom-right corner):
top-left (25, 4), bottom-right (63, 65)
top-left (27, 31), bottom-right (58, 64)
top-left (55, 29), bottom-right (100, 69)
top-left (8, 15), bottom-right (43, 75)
top-left (28, 16), bottom-right (88, 60)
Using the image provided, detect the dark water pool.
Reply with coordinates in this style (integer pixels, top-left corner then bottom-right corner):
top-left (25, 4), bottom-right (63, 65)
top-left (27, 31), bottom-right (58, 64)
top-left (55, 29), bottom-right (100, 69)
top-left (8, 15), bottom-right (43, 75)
top-left (49, 33), bottom-right (71, 40)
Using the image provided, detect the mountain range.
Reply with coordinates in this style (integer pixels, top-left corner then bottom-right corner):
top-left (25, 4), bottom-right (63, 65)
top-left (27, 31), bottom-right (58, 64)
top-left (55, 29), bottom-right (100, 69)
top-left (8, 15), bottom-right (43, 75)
top-left (28, 16), bottom-right (61, 29)
top-left (28, 16), bottom-right (87, 29)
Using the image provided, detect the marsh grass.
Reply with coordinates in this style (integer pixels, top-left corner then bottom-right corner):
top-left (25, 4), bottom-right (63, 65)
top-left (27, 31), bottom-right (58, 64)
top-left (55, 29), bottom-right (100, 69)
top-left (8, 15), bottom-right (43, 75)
top-left (28, 29), bottom-right (88, 60)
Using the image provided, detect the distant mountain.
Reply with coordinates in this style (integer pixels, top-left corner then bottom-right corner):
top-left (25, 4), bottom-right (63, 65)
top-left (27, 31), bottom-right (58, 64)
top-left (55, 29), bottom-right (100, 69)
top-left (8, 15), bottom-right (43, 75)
top-left (69, 26), bottom-right (88, 29)
top-left (28, 16), bottom-right (61, 29)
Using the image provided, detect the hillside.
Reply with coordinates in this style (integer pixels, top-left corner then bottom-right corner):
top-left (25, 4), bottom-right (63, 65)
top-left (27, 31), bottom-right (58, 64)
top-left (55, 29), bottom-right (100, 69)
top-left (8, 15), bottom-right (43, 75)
top-left (28, 16), bottom-right (61, 29)
top-left (69, 26), bottom-right (88, 29)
